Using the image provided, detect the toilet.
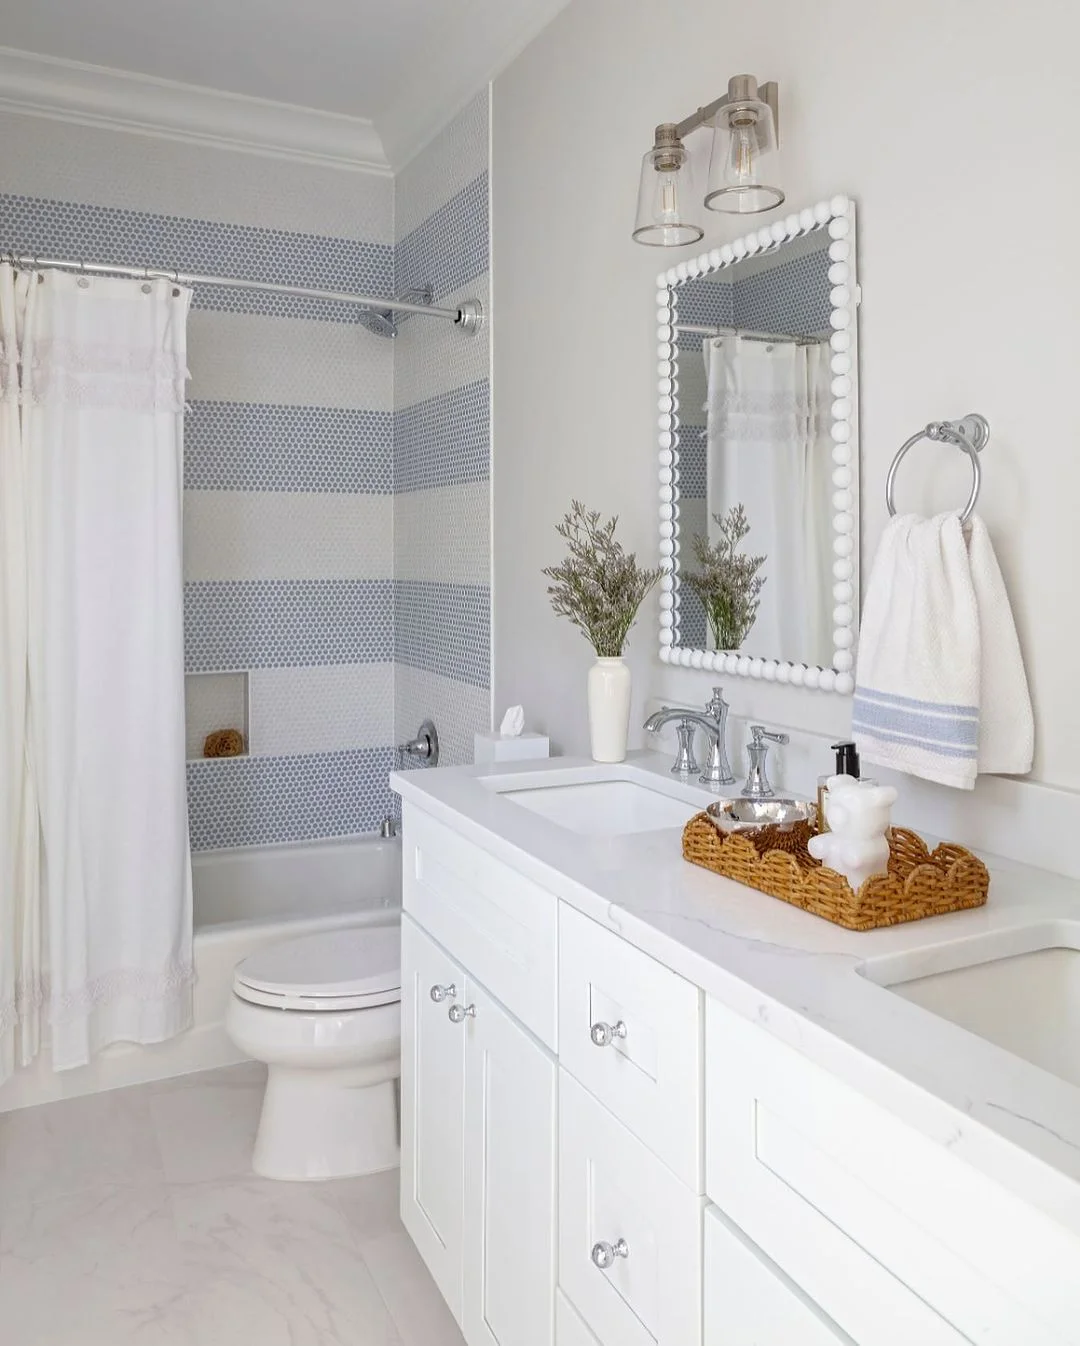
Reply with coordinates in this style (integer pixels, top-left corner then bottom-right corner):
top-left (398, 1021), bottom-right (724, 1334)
top-left (226, 921), bottom-right (401, 1181)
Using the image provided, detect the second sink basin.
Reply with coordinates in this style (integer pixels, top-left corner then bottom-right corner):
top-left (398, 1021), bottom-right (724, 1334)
top-left (860, 922), bottom-right (1080, 1088)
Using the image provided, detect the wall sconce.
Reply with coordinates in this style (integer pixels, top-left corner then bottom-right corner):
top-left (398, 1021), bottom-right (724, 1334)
top-left (632, 75), bottom-right (783, 247)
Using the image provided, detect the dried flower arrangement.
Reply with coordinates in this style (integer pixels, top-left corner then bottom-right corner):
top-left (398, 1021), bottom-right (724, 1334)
top-left (543, 501), bottom-right (664, 657)
top-left (683, 503), bottom-right (767, 652)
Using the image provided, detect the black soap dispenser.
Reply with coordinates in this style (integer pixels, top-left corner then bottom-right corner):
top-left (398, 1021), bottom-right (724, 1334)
top-left (816, 740), bottom-right (860, 834)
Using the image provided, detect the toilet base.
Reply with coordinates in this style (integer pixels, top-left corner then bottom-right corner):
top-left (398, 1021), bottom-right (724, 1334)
top-left (253, 1063), bottom-right (400, 1181)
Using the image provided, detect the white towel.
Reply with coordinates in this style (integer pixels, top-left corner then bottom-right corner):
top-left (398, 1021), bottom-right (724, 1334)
top-left (852, 513), bottom-right (1033, 790)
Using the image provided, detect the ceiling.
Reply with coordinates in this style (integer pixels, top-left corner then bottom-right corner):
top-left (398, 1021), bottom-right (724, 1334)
top-left (0, 0), bottom-right (571, 166)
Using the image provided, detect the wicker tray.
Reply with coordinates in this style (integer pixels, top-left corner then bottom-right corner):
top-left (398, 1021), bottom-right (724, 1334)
top-left (682, 813), bottom-right (989, 932)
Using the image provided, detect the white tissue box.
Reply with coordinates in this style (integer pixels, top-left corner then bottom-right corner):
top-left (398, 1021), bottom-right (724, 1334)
top-left (473, 731), bottom-right (550, 764)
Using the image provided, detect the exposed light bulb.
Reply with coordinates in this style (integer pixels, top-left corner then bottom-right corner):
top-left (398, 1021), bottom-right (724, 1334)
top-left (726, 122), bottom-right (758, 188)
top-left (658, 171), bottom-right (680, 223)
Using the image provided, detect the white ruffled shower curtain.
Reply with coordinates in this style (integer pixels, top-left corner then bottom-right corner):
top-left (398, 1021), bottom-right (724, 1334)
top-left (0, 265), bottom-right (194, 1080)
top-left (704, 335), bottom-right (833, 666)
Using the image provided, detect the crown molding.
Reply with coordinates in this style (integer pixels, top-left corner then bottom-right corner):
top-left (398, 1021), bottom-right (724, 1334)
top-left (0, 46), bottom-right (390, 174)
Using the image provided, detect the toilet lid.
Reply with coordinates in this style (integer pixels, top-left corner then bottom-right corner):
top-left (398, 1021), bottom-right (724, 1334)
top-left (233, 924), bottom-right (401, 1011)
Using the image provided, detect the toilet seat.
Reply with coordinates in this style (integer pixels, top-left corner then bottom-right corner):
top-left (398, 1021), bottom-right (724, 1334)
top-left (233, 925), bottom-right (401, 1012)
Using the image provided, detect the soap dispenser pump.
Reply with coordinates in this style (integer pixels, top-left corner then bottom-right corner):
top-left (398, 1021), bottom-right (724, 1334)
top-left (817, 740), bottom-right (860, 834)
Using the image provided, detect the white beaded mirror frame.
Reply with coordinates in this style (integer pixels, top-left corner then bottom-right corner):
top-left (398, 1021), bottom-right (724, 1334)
top-left (655, 194), bottom-right (860, 694)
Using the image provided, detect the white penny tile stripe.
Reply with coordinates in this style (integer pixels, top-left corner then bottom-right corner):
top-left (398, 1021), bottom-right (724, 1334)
top-left (394, 663), bottom-right (492, 770)
top-left (184, 491), bottom-right (392, 582)
top-left (187, 309), bottom-right (394, 410)
top-left (394, 272), bottom-right (490, 412)
top-left (395, 89), bottom-right (489, 242)
top-left (249, 663), bottom-right (394, 757)
top-left (394, 483), bottom-right (490, 585)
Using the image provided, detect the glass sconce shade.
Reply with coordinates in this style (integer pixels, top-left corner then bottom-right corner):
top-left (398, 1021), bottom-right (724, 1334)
top-left (633, 136), bottom-right (704, 247)
top-left (705, 98), bottom-right (784, 214)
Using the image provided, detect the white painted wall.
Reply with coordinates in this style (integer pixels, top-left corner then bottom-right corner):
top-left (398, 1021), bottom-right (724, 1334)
top-left (492, 0), bottom-right (1080, 793)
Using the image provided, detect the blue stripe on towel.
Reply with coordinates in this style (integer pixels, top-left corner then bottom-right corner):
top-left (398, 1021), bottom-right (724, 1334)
top-left (855, 686), bottom-right (978, 718)
top-left (853, 695), bottom-right (978, 748)
top-left (851, 721), bottom-right (979, 760)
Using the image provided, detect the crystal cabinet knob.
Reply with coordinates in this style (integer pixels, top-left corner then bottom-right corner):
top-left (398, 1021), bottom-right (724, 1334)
top-left (591, 1239), bottom-right (629, 1270)
top-left (590, 1020), bottom-right (627, 1048)
top-left (429, 983), bottom-right (456, 1003)
top-left (448, 1003), bottom-right (477, 1024)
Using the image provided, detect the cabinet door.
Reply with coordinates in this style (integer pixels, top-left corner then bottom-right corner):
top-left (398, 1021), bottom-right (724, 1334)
top-left (704, 1205), bottom-right (853, 1345)
top-left (401, 914), bottom-right (467, 1322)
top-left (463, 976), bottom-right (557, 1346)
top-left (559, 1070), bottom-right (702, 1346)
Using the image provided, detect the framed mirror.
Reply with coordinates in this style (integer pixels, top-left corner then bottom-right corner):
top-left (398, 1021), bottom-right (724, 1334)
top-left (656, 195), bottom-right (859, 693)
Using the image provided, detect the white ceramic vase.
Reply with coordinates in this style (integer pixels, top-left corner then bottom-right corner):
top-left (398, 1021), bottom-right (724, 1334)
top-left (588, 657), bottom-right (632, 763)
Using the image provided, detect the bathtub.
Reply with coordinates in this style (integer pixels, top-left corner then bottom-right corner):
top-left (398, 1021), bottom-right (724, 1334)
top-left (0, 835), bottom-right (402, 1114)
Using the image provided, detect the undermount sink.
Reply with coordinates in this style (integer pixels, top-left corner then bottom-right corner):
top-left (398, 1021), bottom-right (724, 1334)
top-left (489, 768), bottom-right (710, 837)
top-left (860, 922), bottom-right (1080, 1088)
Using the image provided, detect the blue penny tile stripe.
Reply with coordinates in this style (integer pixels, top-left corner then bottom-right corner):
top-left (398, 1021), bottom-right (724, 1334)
top-left (185, 401), bottom-right (392, 493)
top-left (676, 587), bottom-right (709, 652)
top-left (394, 580), bottom-right (490, 688)
top-left (186, 746), bottom-right (395, 850)
top-left (396, 173), bottom-right (488, 301)
top-left (735, 246), bottom-right (830, 336)
top-left (184, 579), bottom-right (392, 672)
top-left (393, 379), bottom-right (489, 492)
top-left (0, 194), bottom-right (391, 322)
top-left (674, 275), bottom-right (735, 328)
top-left (679, 425), bottom-right (707, 499)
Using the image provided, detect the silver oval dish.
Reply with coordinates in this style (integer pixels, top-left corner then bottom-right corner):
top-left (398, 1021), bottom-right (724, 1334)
top-left (705, 797), bottom-right (816, 834)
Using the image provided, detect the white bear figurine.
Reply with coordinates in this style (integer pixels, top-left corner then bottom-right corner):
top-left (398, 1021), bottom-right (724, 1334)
top-left (807, 775), bottom-right (898, 892)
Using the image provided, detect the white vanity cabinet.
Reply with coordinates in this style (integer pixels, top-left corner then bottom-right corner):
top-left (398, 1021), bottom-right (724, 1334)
top-left (705, 996), bottom-right (1080, 1345)
top-left (401, 910), bottom-right (557, 1346)
top-left (396, 789), bottom-right (1080, 1346)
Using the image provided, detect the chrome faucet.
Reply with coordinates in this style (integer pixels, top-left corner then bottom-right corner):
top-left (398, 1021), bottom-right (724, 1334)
top-left (743, 724), bottom-right (789, 799)
top-left (643, 687), bottom-right (734, 790)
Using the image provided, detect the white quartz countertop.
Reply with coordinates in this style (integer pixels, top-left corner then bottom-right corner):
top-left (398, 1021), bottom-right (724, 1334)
top-left (391, 752), bottom-right (1080, 1238)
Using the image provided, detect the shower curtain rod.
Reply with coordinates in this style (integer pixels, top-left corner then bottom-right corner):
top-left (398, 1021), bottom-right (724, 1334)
top-left (2, 254), bottom-right (484, 336)
top-left (675, 322), bottom-right (824, 345)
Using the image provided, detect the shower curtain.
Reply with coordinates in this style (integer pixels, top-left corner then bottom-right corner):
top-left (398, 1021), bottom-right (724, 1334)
top-left (704, 335), bottom-right (833, 665)
top-left (0, 264), bottom-right (194, 1080)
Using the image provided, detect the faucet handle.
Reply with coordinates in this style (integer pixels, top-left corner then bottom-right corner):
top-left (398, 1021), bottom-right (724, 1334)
top-left (750, 723), bottom-right (788, 746)
top-left (704, 686), bottom-right (728, 720)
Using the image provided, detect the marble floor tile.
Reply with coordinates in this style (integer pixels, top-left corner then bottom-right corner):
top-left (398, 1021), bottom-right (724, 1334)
top-left (147, 1061), bottom-right (267, 1184)
top-left (168, 1176), bottom-right (403, 1345)
top-left (360, 1230), bottom-right (465, 1346)
top-left (0, 1083), bottom-right (164, 1206)
top-left (0, 1182), bottom-right (187, 1345)
top-left (328, 1166), bottom-right (404, 1243)
top-left (0, 1066), bottom-right (455, 1345)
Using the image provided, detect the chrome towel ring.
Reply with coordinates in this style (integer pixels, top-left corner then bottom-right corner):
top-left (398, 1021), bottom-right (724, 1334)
top-left (885, 413), bottom-right (990, 526)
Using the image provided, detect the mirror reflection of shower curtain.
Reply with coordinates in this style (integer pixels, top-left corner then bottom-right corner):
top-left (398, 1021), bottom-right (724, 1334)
top-left (704, 336), bottom-right (833, 665)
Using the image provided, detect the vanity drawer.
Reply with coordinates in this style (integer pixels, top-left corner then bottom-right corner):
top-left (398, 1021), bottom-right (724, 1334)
top-left (559, 905), bottom-right (702, 1187)
top-left (402, 803), bottom-right (558, 1048)
top-left (704, 1203), bottom-right (852, 1345)
top-left (559, 1070), bottom-right (702, 1346)
top-left (705, 997), bottom-right (1079, 1345)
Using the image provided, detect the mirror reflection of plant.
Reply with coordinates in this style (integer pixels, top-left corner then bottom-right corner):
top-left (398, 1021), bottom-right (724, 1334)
top-left (543, 501), bottom-right (665, 657)
top-left (684, 503), bottom-right (766, 652)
